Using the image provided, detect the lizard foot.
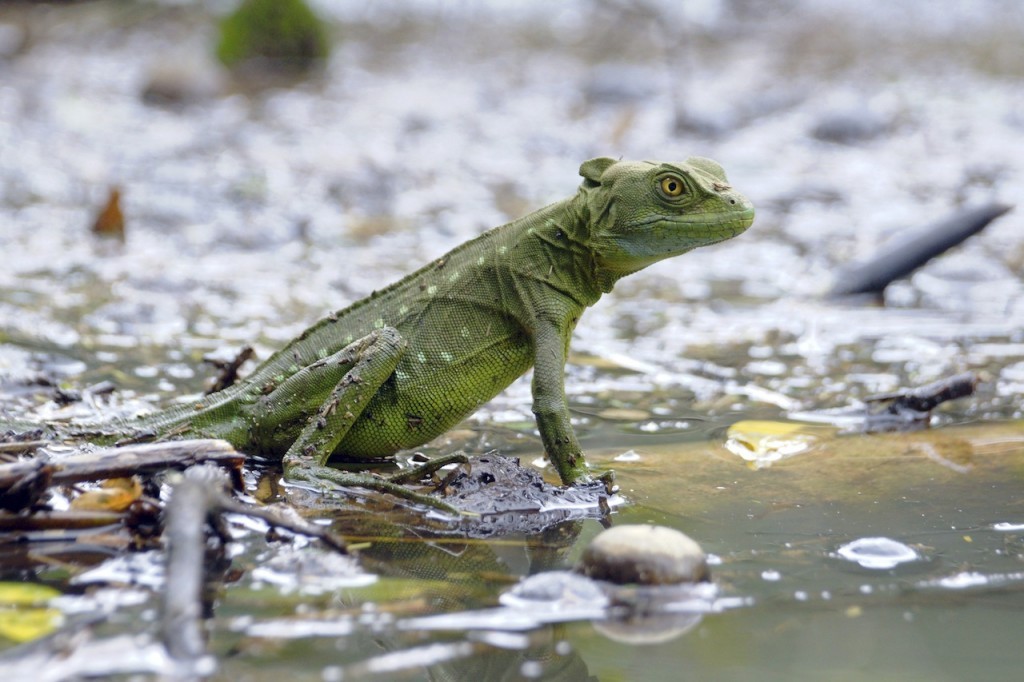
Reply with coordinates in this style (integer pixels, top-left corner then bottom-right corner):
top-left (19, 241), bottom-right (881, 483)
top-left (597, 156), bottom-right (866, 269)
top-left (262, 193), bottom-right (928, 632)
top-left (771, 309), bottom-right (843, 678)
top-left (284, 460), bottom-right (463, 515)
top-left (386, 451), bottom-right (469, 484)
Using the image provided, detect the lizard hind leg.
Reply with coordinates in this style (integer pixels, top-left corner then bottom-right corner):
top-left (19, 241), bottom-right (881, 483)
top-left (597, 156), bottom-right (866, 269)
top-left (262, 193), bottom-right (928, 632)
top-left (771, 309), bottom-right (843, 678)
top-left (263, 326), bottom-right (407, 472)
top-left (266, 328), bottom-right (464, 513)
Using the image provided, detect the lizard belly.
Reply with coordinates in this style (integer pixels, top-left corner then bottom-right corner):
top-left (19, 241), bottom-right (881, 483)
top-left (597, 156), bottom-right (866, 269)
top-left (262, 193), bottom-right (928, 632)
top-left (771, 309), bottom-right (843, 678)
top-left (333, 328), bottom-right (533, 458)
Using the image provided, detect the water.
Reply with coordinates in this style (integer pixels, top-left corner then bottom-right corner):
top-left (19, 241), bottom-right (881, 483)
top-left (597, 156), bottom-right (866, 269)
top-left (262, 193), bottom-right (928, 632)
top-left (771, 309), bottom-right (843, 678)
top-left (1, 1), bottom-right (1024, 679)
top-left (184, 419), bottom-right (1024, 681)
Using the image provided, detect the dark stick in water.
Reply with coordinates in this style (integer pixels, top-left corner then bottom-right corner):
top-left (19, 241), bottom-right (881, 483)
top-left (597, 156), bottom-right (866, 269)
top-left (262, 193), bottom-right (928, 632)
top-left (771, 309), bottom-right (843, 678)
top-left (829, 204), bottom-right (1012, 297)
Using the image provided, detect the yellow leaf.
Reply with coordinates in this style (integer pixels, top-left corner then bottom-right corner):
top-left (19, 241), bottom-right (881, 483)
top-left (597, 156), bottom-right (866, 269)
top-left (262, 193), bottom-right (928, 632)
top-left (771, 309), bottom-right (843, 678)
top-left (0, 607), bottom-right (63, 643)
top-left (724, 420), bottom-right (829, 469)
top-left (70, 477), bottom-right (142, 512)
top-left (0, 582), bottom-right (61, 606)
top-left (0, 583), bottom-right (63, 644)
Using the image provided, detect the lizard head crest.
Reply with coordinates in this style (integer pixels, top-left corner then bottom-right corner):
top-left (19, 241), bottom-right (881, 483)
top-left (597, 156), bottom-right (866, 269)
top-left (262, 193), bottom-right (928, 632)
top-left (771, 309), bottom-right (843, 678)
top-left (578, 157), bottom-right (618, 188)
top-left (579, 156), bottom-right (755, 286)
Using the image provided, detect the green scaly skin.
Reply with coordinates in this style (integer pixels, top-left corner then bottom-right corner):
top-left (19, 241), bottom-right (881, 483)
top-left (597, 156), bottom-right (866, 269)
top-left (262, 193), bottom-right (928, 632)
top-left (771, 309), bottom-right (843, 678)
top-left (3, 157), bottom-right (754, 503)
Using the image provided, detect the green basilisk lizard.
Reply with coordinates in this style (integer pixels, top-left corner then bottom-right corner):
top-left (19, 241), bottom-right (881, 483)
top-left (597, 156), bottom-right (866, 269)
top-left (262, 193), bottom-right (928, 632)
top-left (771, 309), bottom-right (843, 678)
top-left (2, 157), bottom-right (753, 505)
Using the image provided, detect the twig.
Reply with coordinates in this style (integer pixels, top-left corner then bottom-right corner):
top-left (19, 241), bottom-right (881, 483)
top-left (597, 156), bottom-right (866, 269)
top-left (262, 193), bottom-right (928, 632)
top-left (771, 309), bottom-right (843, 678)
top-left (204, 346), bottom-right (255, 394)
top-left (867, 372), bottom-right (978, 414)
top-left (160, 463), bottom-right (349, 667)
top-left (0, 440), bottom-right (48, 455)
top-left (0, 510), bottom-right (125, 532)
top-left (0, 439), bottom-right (244, 492)
top-left (218, 497), bottom-right (348, 553)
top-left (161, 465), bottom-right (223, 666)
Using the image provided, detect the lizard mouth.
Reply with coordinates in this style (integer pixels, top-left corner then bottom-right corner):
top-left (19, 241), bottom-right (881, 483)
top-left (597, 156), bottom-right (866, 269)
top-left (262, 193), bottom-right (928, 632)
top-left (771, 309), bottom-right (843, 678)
top-left (645, 206), bottom-right (755, 231)
top-left (639, 206), bottom-right (755, 239)
top-left (613, 207), bottom-right (755, 262)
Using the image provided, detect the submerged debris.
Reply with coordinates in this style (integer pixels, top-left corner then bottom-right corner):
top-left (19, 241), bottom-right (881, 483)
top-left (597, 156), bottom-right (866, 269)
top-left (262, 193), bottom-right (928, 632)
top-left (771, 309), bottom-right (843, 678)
top-left (865, 371), bottom-right (977, 418)
top-left (0, 442), bottom-right (350, 675)
top-left (435, 453), bottom-right (616, 533)
top-left (854, 371), bottom-right (978, 432)
top-left (788, 371), bottom-right (978, 433)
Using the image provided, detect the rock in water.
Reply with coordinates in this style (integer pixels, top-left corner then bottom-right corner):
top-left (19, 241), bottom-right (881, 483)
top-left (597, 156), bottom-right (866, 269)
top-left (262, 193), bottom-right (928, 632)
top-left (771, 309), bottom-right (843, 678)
top-left (578, 524), bottom-right (709, 585)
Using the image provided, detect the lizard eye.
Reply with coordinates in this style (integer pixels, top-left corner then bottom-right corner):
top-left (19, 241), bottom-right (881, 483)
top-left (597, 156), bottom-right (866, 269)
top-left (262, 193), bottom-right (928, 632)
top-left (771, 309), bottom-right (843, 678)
top-left (659, 175), bottom-right (685, 198)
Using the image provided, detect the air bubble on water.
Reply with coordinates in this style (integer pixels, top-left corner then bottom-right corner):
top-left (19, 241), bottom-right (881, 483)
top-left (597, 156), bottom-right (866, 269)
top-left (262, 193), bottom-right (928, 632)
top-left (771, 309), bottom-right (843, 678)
top-left (614, 449), bottom-right (641, 462)
top-left (992, 522), bottom-right (1024, 532)
top-left (835, 537), bottom-right (919, 569)
top-left (936, 572), bottom-right (989, 589)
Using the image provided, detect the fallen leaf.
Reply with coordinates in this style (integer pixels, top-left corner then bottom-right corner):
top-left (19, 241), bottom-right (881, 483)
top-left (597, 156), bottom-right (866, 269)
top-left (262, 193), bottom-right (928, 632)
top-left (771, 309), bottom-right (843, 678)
top-left (91, 186), bottom-right (125, 238)
top-left (70, 477), bottom-right (142, 512)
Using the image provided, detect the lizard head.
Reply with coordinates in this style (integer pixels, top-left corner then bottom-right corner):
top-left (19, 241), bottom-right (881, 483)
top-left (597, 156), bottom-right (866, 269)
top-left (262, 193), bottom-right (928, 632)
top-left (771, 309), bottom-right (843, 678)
top-left (579, 157), bottom-right (754, 280)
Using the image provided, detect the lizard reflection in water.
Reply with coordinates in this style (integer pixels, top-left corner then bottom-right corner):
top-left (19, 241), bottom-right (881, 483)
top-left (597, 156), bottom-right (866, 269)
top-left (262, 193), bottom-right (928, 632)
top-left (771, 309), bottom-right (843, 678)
top-left (4, 157), bottom-right (754, 504)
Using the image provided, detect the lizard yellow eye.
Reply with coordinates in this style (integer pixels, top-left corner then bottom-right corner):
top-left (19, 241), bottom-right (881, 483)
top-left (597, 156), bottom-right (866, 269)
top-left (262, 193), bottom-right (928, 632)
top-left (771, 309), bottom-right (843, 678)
top-left (659, 176), bottom-right (685, 198)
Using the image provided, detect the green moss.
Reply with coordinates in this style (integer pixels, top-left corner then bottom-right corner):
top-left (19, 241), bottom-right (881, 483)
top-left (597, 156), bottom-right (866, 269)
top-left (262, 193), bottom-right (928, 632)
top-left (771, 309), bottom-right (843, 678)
top-left (216, 0), bottom-right (330, 73)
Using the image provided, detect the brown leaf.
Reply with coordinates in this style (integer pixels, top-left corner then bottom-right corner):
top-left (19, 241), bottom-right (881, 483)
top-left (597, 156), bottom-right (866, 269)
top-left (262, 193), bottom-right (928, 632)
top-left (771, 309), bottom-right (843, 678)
top-left (91, 186), bottom-right (125, 239)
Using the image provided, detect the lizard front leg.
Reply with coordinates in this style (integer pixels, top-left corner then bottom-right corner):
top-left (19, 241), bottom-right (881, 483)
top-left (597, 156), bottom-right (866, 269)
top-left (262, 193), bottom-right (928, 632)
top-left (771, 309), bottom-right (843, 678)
top-left (531, 320), bottom-right (592, 485)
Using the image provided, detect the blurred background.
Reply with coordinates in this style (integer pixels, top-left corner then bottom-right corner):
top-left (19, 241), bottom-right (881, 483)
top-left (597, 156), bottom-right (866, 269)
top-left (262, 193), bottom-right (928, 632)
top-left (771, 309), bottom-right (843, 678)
top-left (1, 1), bottom-right (1023, 680)
top-left (1, 0), bottom-right (1022, 415)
